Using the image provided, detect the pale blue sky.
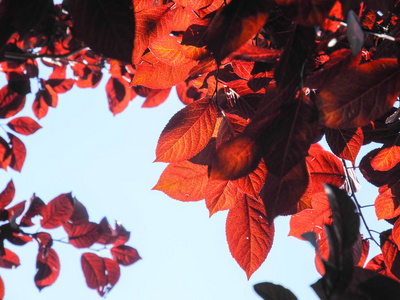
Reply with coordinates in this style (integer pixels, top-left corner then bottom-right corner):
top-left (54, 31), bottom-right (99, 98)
top-left (0, 70), bottom-right (390, 299)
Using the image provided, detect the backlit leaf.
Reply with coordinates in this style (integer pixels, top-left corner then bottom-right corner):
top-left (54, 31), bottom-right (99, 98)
top-left (226, 195), bottom-right (274, 278)
top-left (0, 248), bottom-right (20, 269)
top-left (66, 222), bottom-right (102, 248)
top-left (41, 193), bottom-right (74, 229)
top-left (317, 58), bottom-right (400, 128)
top-left (153, 160), bottom-right (208, 201)
top-left (111, 245), bottom-right (141, 266)
top-left (0, 180), bottom-right (14, 210)
top-left (205, 179), bottom-right (244, 216)
top-left (7, 117), bottom-right (42, 135)
top-left (106, 77), bottom-right (136, 115)
top-left (375, 185), bottom-right (400, 220)
top-left (8, 133), bottom-right (26, 172)
top-left (98, 258), bottom-right (120, 296)
top-left (141, 87), bottom-right (171, 108)
top-left (155, 97), bottom-right (217, 162)
top-left (205, 0), bottom-right (271, 63)
top-left (0, 86), bottom-right (25, 118)
top-left (35, 247), bottom-right (60, 290)
top-left (174, 0), bottom-right (213, 10)
top-left (371, 145), bottom-right (400, 172)
top-left (131, 52), bottom-right (197, 89)
top-left (68, 0), bottom-right (135, 63)
top-left (380, 230), bottom-right (400, 279)
top-left (81, 253), bottom-right (107, 290)
top-left (132, 3), bottom-right (173, 64)
top-left (20, 195), bottom-right (45, 227)
top-left (325, 127), bottom-right (363, 164)
top-left (32, 90), bottom-right (49, 119)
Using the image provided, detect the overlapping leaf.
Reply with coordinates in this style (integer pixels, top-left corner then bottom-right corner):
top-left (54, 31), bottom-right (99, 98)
top-left (8, 133), bottom-right (26, 172)
top-left (40, 193), bottom-right (74, 229)
top-left (0, 180), bottom-right (14, 210)
top-left (7, 117), bottom-right (41, 135)
top-left (110, 245), bottom-right (141, 266)
top-left (155, 97), bottom-right (217, 162)
top-left (35, 248), bottom-right (60, 290)
top-left (317, 58), bottom-right (400, 128)
top-left (325, 127), bottom-right (363, 164)
top-left (65, 222), bottom-right (102, 248)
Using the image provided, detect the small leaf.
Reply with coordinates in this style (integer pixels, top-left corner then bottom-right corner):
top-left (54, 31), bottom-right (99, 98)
top-left (371, 145), bottom-right (400, 171)
top-left (325, 127), bottom-right (363, 164)
top-left (0, 180), bottom-right (14, 210)
top-left (0, 248), bottom-right (20, 268)
top-left (65, 222), bottom-right (102, 248)
top-left (7, 117), bottom-right (42, 135)
top-left (254, 282), bottom-right (298, 300)
top-left (111, 245), bottom-right (141, 266)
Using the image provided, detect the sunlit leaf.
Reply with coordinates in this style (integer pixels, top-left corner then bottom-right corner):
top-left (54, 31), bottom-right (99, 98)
top-left (111, 245), bottom-right (141, 266)
top-left (226, 194), bottom-right (274, 278)
top-left (8, 133), bottom-right (26, 172)
top-left (325, 127), bottom-right (363, 164)
top-left (206, 179), bottom-right (244, 216)
top-left (41, 193), bottom-right (74, 229)
top-left (20, 195), bottom-right (45, 227)
top-left (375, 185), bottom-right (400, 220)
top-left (371, 145), bottom-right (400, 172)
top-left (106, 77), bottom-right (136, 115)
top-left (0, 248), bottom-right (20, 269)
top-left (66, 222), bottom-right (102, 248)
top-left (7, 117), bottom-right (42, 135)
top-left (35, 248), bottom-right (60, 290)
top-left (155, 97), bottom-right (217, 162)
top-left (153, 160), bottom-right (208, 201)
top-left (0, 180), bottom-right (14, 210)
top-left (0, 86), bottom-right (26, 118)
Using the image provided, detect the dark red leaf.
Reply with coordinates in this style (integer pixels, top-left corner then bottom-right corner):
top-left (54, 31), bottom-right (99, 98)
top-left (111, 245), bottom-right (141, 266)
top-left (68, 197), bottom-right (89, 225)
top-left (8, 132), bottom-right (26, 172)
top-left (0, 248), bottom-right (20, 269)
top-left (41, 193), bottom-right (74, 229)
top-left (68, 0), bottom-right (134, 63)
top-left (65, 222), bottom-right (102, 248)
top-left (98, 258), bottom-right (120, 296)
top-left (81, 252), bottom-right (107, 289)
top-left (0, 85), bottom-right (26, 118)
top-left (35, 247), bottom-right (60, 290)
top-left (32, 90), bottom-right (49, 119)
top-left (106, 77), bottom-right (136, 115)
top-left (46, 79), bottom-right (75, 94)
top-left (7, 200), bottom-right (26, 221)
top-left (0, 180), bottom-right (14, 210)
top-left (20, 194), bottom-right (45, 227)
top-left (325, 127), bottom-right (363, 164)
top-left (7, 117), bottom-right (42, 135)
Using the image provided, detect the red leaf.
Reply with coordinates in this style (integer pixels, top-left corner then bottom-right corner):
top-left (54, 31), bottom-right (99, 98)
top-left (68, 0), bottom-right (135, 63)
top-left (0, 248), bottom-right (20, 268)
top-left (35, 232), bottom-right (53, 249)
top-left (289, 192), bottom-right (332, 240)
top-left (7, 117), bottom-right (42, 135)
top-left (98, 258), bottom-right (120, 296)
top-left (325, 127), bottom-right (363, 164)
top-left (0, 138), bottom-right (11, 170)
top-left (131, 52), bottom-right (197, 89)
top-left (132, 3), bottom-right (174, 64)
top-left (205, 180), bottom-right (244, 216)
top-left (234, 160), bottom-right (267, 198)
top-left (226, 195), bottom-right (274, 278)
top-left (375, 185), bottom-right (400, 220)
top-left (106, 77), bottom-right (136, 115)
top-left (65, 222), bottom-right (102, 248)
top-left (371, 145), bottom-right (400, 171)
top-left (141, 87), bottom-right (171, 108)
top-left (0, 276), bottom-right (4, 299)
top-left (0, 180), bottom-right (14, 210)
top-left (81, 253), bottom-right (107, 290)
top-left (111, 245), bottom-right (141, 266)
top-left (8, 133), bottom-right (26, 172)
top-left (0, 85), bottom-right (26, 118)
top-left (32, 90), bottom-right (49, 119)
top-left (149, 35), bottom-right (194, 66)
top-left (155, 97), bottom-right (217, 162)
top-left (205, 0), bottom-right (271, 63)
top-left (69, 197), bottom-right (89, 225)
top-left (46, 79), bottom-right (75, 94)
top-left (20, 194), bottom-right (45, 227)
top-left (174, 0), bottom-right (213, 10)
top-left (41, 193), bottom-right (74, 229)
top-left (35, 247), bottom-right (60, 290)
top-left (7, 200), bottom-right (26, 221)
top-left (381, 230), bottom-right (400, 280)
top-left (317, 58), bottom-right (400, 128)
top-left (153, 160), bottom-right (208, 201)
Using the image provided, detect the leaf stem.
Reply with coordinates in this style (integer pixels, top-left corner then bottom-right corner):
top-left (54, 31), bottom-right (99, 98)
top-left (342, 159), bottom-right (380, 247)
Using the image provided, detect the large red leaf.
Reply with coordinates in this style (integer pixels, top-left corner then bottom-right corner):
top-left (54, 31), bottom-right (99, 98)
top-left (132, 3), bottom-right (174, 64)
top-left (0, 180), bottom-right (14, 210)
top-left (233, 161), bottom-right (267, 198)
top-left (35, 247), bottom-right (60, 290)
top-left (40, 193), bottom-right (74, 229)
top-left (68, 0), bottom-right (135, 63)
top-left (0, 248), bottom-right (20, 269)
top-left (7, 117), bottom-right (42, 135)
top-left (205, 0), bottom-right (271, 63)
top-left (226, 195), bottom-right (274, 278)
top-left (81, 253), bottom-right (107, 290)
top-left (111, 245), bottom-right (141, 266)
top-left (371, 145), bottom-right (400, 172)
top-left (68, 197), bottom-right (89, 225)
top-left (0, 85), bottom-right (25, 118)
top-left (140, 87), bottom-right (171, 108)
top-left (153, 160), bottom-right (208, 201)
top-left (150, 35), bottom-right (194, 66)
top-left (8, 133), bottom-right (26, 172)
top-left (65, 222), bottom-right (102, 248)
top-left (155, 97), bottom-right (217, 162)
top-left (325, 127), bottom-right (363, 164)
top-left (317, 58), bottom-right (400, 128)
top-left (289, 192), bottom-right (332, 239)
top-left (131, 52), bottom-right (197, 89)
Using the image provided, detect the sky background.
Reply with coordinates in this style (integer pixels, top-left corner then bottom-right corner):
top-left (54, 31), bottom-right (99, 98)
top-left (0, 68), bottom-right (392, 300)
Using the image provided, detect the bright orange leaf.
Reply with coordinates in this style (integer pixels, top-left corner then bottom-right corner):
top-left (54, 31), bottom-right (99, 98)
top-left (371, 145), bottom-right (400, 171)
